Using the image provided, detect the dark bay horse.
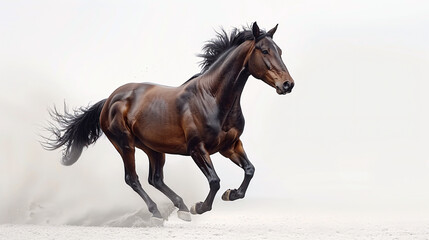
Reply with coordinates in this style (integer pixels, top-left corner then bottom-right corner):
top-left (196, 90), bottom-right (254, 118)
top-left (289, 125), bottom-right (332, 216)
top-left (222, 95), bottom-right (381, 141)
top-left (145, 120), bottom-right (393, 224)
top-left (43, 22), bottom-right (294, 222)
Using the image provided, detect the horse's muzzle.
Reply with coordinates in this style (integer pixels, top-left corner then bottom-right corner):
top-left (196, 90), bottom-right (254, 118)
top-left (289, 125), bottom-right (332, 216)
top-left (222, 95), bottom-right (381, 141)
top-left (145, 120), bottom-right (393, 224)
top-left (276, 81), bottom-right (294, 95)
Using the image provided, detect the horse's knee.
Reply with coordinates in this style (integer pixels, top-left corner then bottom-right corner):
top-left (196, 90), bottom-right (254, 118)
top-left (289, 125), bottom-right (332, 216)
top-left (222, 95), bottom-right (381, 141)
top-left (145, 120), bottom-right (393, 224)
top-left (245, 163), bottom-right (255, 178)
top-left (209, 178), bottom-right (220, 191)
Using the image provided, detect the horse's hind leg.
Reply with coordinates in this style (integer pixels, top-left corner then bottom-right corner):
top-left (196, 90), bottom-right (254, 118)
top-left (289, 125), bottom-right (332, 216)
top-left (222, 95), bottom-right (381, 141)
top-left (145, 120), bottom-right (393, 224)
top-left (145, 149), bottom-right (191, 221)
top-left (104, 127), bottom-right (162, 220)
top-left (121, 147), bottom-right (163, 220)
top-left (220, 139), bottom-right (255, 201)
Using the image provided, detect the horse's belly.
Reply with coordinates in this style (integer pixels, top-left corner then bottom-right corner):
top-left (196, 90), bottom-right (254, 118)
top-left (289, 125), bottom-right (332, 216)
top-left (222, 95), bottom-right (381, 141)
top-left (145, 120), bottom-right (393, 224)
top-left (130, 88), bottom-right (189, 154)
top-left (144, 140), bottom-right (188, 155)
top-left (134, 123), bottom-right (188, 154)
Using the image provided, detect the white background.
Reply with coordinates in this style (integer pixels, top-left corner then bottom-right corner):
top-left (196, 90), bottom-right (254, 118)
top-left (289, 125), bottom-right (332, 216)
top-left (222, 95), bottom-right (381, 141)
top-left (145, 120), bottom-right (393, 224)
top-left (0, 0), bottom-right (428, 225)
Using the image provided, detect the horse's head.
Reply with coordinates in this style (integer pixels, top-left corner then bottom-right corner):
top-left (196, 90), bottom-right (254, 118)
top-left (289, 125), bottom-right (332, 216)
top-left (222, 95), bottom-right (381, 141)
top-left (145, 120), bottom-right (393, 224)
top-left (247, 22), bottom-right (294, 95)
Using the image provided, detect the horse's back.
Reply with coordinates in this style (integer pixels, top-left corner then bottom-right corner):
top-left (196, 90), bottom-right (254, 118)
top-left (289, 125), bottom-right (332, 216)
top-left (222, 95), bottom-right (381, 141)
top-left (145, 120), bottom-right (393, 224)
top-left (102, 82), bottom-right (181, 116)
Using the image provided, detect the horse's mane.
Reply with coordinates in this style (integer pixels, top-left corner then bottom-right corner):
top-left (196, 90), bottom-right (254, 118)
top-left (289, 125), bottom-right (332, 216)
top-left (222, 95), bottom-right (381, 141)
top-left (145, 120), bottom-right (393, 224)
top-left (198, 26), bottom-right (267, 72)
top-left (182, 25), bottom-right (265, 85)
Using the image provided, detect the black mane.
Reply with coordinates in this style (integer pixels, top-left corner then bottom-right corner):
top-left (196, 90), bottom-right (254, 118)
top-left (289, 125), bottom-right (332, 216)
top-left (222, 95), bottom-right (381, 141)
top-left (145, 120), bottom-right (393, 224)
top-left (198, 26), bottom-right (266, 73)
top-left (181, 25), bottom-right (265, 86)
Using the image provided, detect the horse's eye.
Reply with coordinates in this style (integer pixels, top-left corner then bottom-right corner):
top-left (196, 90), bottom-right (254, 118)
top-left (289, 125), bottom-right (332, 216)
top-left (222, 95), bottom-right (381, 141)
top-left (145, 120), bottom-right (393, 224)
top-left (262, 49), bottom-right (269, 55)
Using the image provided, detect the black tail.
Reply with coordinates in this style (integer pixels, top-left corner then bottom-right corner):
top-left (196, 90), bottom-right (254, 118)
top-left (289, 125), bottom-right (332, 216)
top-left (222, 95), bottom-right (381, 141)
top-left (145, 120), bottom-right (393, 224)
top-left (42, 99), bottom-right (107, 166)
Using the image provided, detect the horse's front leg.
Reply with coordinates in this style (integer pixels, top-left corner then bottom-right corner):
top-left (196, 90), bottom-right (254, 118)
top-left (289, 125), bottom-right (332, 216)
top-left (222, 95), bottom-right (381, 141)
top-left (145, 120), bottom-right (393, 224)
top-left (189, 142), bottom-right (220, 215)
top-left (220, 139), bottom-right (255, 201)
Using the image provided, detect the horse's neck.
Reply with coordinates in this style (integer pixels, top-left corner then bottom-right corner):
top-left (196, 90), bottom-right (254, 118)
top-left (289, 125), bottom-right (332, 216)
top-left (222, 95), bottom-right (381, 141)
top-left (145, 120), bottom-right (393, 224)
top-left (201, 41), bottom-right (254, 119)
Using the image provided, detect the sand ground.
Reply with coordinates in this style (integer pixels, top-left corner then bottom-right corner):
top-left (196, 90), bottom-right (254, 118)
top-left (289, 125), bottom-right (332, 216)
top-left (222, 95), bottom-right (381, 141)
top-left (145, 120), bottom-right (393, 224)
top-left (1, 200), bottom-right (428, 240)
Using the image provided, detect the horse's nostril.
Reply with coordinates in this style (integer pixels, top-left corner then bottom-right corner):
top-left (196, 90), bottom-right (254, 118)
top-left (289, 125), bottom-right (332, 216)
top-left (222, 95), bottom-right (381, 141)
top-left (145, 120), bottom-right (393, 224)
top-left (283, 81), bottom-right (290, 90)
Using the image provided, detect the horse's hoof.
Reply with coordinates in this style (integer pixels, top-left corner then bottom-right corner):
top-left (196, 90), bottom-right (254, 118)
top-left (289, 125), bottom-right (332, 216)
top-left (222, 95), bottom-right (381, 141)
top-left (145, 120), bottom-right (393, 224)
top-left (222, 189), bottom-right (232, 201)
top-left (150, 216), bottom-right (164, 227)
top-left (177, 210), bottom-right (192, 222)
top-left (190, 202), bottom-right (203, 215)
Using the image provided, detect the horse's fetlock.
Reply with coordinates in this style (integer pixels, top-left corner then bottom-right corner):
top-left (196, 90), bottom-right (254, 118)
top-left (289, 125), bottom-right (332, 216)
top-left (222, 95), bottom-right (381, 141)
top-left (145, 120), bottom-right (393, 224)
top-left (174, 196), bottom-right (184, 203)
top-left (203, 203), bottom-right (212, 211)
top-left (148, 204), bottom-right (159, 214)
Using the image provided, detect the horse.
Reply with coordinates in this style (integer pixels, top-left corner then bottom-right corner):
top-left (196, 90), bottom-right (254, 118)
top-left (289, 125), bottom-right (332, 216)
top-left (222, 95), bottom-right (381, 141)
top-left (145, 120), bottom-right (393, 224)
top-left (43, 22), bottom-right (294, 222)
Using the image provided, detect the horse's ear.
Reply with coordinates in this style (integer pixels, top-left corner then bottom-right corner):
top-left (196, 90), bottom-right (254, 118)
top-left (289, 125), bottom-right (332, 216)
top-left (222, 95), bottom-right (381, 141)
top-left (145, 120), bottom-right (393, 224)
top-left (267, 24), bottom-right (278, 38)
top-left (252, 22), bottom-right (261, 39)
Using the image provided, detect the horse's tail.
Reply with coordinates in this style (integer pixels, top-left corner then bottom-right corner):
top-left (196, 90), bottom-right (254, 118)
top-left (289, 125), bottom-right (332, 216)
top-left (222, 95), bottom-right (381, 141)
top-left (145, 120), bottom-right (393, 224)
top-left (42, 99), bottom-right (107, 166)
